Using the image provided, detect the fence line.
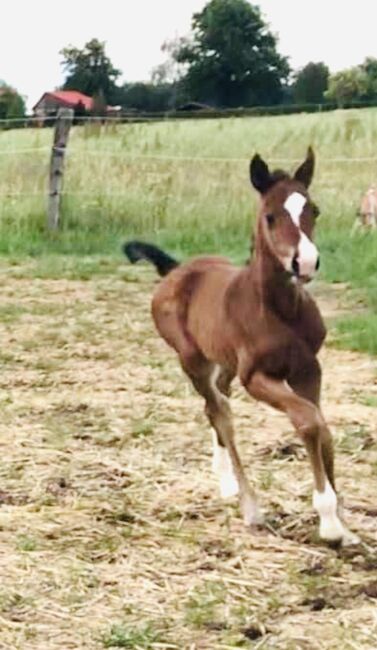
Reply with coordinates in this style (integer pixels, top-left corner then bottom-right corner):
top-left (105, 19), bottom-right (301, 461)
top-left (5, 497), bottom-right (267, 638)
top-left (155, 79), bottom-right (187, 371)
top-left (0, 114), bottom-right (151, 124)
top-left (0, 116), bottom-right (54, 124)
top-left (1, 111), bottom-right (375, 229)
top-left (2, 145), bottom-right (377, 164)
top-left (0, 180), bottom-right (367, 198)
top-left (2, 98), bottom-right (377, 126)
top-left (73, 150), bottom-right (292, 163)
top-left (0, 115), bottom-right (121, 124)
top-left (0, 147), bottom-right (50, 156)
top-left (67, 150), bottom-right (377, 164)
top-left (0, 191), bottom-right (140, 197)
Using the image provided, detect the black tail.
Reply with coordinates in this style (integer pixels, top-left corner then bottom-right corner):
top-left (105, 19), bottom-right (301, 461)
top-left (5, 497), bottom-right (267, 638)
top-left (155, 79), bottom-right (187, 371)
top-left (123, 240), bottom-right (179, 277)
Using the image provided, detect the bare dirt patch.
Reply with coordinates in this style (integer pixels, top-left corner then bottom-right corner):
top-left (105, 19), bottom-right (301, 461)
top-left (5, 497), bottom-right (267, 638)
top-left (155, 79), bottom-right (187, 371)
top-left (0, 264), bottom-right (376, 649)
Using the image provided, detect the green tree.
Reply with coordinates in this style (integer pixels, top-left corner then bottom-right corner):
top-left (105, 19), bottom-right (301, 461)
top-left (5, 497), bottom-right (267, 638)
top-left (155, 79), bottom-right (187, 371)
top-left (60, 38), bottom-right (121, 103)
top-left (325, 67), bottom-right (368, 105)
top-left (173, 0), bottom-right (290, 107)
top-left (119, 82), bottom-right (174, 112)
top-left (361, 57), bottom-right (377, 99)
top-left (293, 62), bottom-right (329, 104)
top-left (0, 83), bottom-right (26, 119)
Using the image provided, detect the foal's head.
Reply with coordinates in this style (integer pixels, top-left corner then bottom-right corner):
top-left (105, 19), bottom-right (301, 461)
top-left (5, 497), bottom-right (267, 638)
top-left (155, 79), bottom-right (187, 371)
top-left (250, 148), bottom-right (320, 283)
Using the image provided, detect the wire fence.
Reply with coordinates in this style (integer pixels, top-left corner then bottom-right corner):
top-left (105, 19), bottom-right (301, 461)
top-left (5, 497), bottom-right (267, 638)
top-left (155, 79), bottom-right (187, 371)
top-left (0, 114), bottom-right (155, 126)
top-left (2, 144), bottom-right (377, 164)
top-left (0, 147), bottom-right (50, 156)
top-left (1, 114), bottom-right (377, 205)
top-left (3, 96), bottom-right (377, 127)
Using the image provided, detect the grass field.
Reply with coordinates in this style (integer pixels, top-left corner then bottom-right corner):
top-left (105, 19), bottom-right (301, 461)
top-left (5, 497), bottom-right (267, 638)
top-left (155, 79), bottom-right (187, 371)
top-left (0, 111), bottom-right (376, 648)
top-left (0, 109), bottom-right (377, 353)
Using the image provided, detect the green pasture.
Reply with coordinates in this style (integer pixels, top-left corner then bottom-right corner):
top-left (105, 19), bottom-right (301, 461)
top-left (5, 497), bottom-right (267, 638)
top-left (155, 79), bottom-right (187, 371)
top-left (0, 109), bottom-right (376, 353)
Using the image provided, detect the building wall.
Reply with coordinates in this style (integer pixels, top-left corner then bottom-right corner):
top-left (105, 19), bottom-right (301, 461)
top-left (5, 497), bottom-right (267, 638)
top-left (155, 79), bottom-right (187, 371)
top-left (34, 97), bottom-right (70, 117)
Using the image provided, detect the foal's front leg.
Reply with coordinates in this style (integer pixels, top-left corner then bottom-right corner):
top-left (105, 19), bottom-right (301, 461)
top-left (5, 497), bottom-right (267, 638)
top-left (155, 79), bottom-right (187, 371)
top-left (184, 359), bottom-right (263, 526)
top-left (288, 365), bottom-right (335, 490)
top-left (206, 382), bottom-right (263, 526)
top-left (245, 371), bottom-right (359, 545)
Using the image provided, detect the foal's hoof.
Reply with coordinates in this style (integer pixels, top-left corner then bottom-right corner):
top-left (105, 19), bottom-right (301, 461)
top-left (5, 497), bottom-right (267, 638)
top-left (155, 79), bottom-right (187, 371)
top-left (320, 521), bottom-right (360, 547)
top-left (341, 529), bottom-right (361, 547)
top-left (244, 511), bottom-right (265, 528)
top-left (241, 497), bottom-right (264, 528)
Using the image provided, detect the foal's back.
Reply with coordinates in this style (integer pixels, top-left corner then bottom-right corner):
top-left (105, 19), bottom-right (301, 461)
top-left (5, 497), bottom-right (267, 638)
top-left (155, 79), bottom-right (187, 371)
top-left (152, 255), bottom-right (240, 367)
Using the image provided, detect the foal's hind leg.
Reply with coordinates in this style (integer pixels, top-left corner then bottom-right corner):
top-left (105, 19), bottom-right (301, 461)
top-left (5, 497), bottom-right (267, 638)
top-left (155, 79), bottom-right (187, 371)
top-left (182, 355), bottom-right (263, 526)
top-left (208, 366), bottom-right (238, 498)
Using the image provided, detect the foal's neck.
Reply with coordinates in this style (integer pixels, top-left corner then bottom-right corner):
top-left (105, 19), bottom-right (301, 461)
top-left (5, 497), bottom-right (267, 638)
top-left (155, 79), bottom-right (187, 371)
top-left (251, 244), bottom-right (302, 322)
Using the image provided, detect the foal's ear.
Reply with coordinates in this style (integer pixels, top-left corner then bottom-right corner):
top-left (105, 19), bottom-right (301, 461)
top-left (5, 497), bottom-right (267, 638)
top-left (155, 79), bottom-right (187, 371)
top-left (249, 154), bottom-right (272, 194)
top-left (294, 146), bottom-right (315, 188)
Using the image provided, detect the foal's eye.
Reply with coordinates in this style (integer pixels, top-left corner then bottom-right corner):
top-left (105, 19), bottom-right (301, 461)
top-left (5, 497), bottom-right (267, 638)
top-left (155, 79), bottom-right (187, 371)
top-left (266, 213), bottom-right (275, 226)
top-left (312, 204), bottom-right (320, 218)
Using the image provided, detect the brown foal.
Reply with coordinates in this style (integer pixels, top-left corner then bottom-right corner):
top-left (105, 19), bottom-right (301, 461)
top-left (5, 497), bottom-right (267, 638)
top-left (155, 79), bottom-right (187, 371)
top-left (124, 148), bottom-right (359, 546)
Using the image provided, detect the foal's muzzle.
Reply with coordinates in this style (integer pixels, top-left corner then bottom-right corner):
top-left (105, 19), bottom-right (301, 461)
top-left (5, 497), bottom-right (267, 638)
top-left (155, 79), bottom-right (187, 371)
top-left (292, 245), bottom-right (320, 282)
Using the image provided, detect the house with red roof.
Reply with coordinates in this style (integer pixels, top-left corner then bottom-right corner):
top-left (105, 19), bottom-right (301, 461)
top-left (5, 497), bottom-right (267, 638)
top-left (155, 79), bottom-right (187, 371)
top-left (32, 90), bottom-right (117, 117)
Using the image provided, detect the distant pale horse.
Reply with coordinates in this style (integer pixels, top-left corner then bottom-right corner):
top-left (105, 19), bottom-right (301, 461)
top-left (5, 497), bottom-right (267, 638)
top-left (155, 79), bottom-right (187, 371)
top-left (353, 185), bottom-right (377, 232)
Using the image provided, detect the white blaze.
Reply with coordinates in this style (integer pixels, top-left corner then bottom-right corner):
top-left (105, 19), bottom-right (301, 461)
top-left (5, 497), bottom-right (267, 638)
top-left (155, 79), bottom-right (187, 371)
top-left (284, 191), bottom-right (319, 278)
top-left (284, 192), bottom-right (306, 226)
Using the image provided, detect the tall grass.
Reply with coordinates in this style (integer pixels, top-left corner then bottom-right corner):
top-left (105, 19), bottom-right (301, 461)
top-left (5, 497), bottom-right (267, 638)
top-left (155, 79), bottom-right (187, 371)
top-left (0, 109), bottom-right (377, 255)
top-left (0, 110), bottom-right (377, 352)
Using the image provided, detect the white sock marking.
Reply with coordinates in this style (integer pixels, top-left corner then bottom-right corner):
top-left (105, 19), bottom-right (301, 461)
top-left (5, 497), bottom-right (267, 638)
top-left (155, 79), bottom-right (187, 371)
top-left (313, 481), bottom-right (346, 542)
top-left (209, 366), bottom-right (239, 498)
top-left (240, 491), bottom-right (264, 526)
top-left (211, 430), bottom-right (239, 498)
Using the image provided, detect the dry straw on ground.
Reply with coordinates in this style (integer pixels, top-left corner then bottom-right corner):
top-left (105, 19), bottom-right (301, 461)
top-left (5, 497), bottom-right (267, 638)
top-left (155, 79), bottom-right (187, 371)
top-left (0, 261), bottom-right (376, 649)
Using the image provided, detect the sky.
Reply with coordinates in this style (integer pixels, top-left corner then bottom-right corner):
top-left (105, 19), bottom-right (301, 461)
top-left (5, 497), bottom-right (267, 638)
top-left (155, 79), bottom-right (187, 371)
top-left (3, 0), bottom-right (377, 110)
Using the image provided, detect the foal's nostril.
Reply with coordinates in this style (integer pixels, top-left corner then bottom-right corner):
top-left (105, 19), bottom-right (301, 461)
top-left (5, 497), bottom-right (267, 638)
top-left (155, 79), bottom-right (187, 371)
top-left (292, 255), bottom-right (299, 276)
top-left (315, 256), bottom-right (320, 271)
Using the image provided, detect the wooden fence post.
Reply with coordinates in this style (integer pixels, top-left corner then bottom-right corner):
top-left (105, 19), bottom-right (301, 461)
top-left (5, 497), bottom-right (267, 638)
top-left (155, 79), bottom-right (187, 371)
top-left (47, 107), bottom-right (73, 230)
